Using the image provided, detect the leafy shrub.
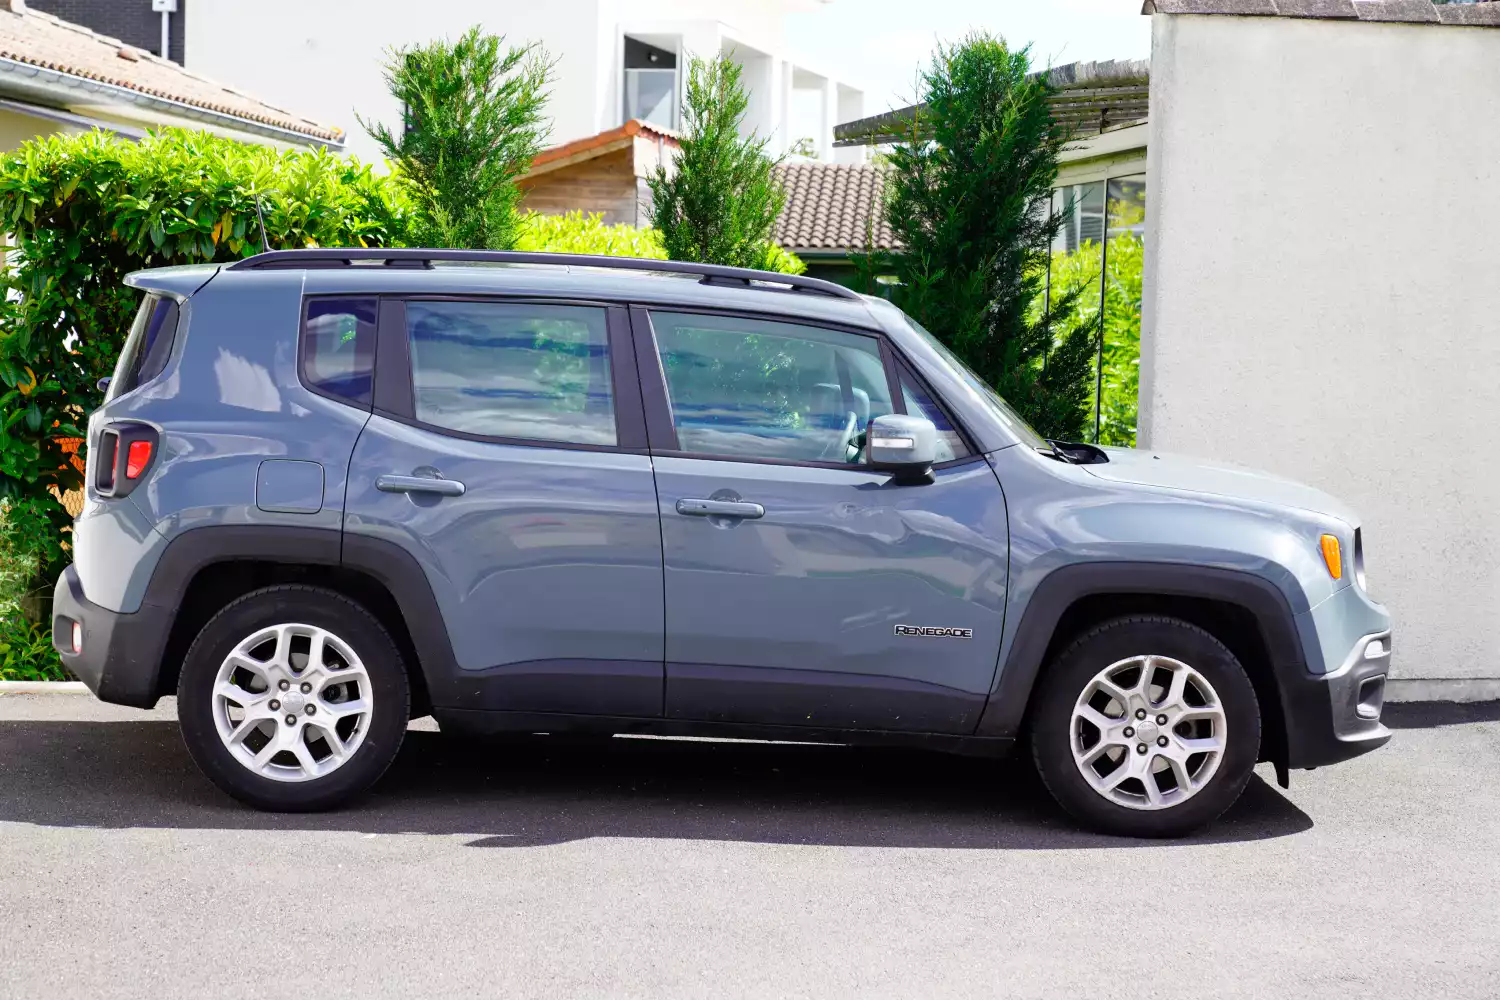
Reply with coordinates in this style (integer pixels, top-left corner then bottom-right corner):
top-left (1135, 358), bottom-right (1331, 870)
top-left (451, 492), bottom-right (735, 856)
top-left (867, 34), bottom-right (1098, 442)
top-left (516, 211), bottom-right (666, 257)
top-left (1039, 234), bottom-right (1143, 447)
top-left (0, 615), bottom-right (63, 681)
top-left (649, 54), bottom-right (788, 271)
top-left (362, 27), bottom-right (552, 250)
top-left (0, 127), bottom-right (407, 630)
top-left (516, 210), bottom-right (804, 273)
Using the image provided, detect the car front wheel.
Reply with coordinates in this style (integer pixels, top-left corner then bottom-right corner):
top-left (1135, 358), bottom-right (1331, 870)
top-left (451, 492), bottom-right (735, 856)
top-left (177, 585), bottom-right (410, 811)
top-left (1029, 615), bottom-right (1261, 838)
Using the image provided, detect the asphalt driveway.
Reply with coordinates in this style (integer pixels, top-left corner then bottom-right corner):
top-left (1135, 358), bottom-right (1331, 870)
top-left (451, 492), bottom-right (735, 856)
top-left (1, 694), bottom-right (1496, 999)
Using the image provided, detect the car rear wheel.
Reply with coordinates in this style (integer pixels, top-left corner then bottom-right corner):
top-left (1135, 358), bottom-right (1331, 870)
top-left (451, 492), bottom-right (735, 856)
top-left (177, 585), bottom-right (410, 811)
top-left (1029, 616), bottom-right (1261, 838)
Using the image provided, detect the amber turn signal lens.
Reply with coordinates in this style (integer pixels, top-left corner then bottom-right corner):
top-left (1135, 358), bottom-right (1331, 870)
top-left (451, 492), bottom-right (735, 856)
top-left (1320, 534), bottom-right (1343, 580)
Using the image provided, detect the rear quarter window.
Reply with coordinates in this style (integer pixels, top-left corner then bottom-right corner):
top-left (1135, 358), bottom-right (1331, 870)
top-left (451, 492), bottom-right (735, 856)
top-left (108, 294), bottom-right (180, 400)
top-left (301, 297), bottom-right (377, 408)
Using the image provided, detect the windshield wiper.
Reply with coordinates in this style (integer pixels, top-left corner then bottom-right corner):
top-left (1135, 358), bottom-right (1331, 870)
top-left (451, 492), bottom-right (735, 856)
top-left (1043, 440), bottom-right (1076, 464)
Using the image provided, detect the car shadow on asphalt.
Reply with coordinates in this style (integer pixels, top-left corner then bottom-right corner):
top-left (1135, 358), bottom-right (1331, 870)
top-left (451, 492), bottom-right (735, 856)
top-left (1382, 701), bottom-right (1500, 729)
top-left (0, 720), bottom-right (1312, 848)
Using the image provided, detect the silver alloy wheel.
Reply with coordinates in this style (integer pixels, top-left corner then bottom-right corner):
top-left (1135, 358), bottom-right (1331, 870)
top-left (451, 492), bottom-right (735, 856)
top-left (1070, 654), bottom-right (1227, 811)
top-left (211, 622), bottom-right (373, 783)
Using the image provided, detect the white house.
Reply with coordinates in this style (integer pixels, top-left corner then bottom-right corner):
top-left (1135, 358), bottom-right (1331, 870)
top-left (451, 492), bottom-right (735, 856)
top-left (181, 0), bottom-right (866, 165)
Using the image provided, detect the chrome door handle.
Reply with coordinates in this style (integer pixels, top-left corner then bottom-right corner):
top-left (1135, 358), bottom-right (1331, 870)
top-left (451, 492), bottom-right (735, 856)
top-left (376, 474), bottom-right (466, 497)
top-left (676, 498), bottom-right (764, 519)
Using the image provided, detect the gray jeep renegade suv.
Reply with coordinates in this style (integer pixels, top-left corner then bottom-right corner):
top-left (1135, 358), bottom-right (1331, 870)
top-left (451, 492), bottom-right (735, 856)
top-left (53, 249), bottom-right (1392, 837)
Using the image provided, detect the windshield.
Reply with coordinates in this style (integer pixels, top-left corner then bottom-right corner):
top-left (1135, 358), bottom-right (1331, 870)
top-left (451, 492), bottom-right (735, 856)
top-left (897, 312), bottom-right (1050, 451)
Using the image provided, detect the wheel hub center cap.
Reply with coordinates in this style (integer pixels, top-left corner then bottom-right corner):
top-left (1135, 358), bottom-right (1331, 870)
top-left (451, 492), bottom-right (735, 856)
top-left (1134, 719), bottom-right (1160, 743)
top-left (279, 689), bottom-right (307, 715)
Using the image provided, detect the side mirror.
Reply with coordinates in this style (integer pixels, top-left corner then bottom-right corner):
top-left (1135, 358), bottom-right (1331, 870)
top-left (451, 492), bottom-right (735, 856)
top-left (867, 413), bottom-right (937, 485)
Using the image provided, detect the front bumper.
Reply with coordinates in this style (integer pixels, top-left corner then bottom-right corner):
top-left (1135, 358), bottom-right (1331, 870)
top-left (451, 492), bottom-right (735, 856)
top-left (52, 565), bottom-right (171, 708)
top-left (1281, 629), bottom-right (1392, 769)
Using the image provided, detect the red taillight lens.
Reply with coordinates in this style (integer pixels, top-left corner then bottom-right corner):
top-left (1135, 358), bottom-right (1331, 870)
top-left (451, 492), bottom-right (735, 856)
top-left (71, 621), bottom-right (83, 655)
top-left (125, 439), bottom-right (153, 479)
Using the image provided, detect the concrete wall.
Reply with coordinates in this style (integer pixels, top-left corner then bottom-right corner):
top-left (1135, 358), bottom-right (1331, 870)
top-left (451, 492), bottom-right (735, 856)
top-left (1141, 14), bottom-right (1500, 690)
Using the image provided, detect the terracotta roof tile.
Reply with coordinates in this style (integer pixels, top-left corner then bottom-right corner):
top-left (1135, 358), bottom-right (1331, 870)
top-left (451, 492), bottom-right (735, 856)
top-left (0, 5), bottom-right (342, 142)
top-left (531, 118), bottom-right (679, 171)
top-left (774, 162), bottom-right (895, 254)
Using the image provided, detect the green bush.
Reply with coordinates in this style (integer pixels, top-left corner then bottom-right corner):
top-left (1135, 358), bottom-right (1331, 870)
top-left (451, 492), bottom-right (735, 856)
top-left (0, 128), bottom-right (407, 651)
top-left (516, 210), bottom-right (804, 273)
top-left (649, 54), bottom-right (788, 272)
top-left (0, 615), bottom-right (63, 681)
top-left (1039, 234), bottom-right (1143, 447)
top-left (867, 34), bottom-right (1098, 442)
top-left (516, 211), bottom-right (666, 257)
top-left (362, 27), bottom-right (552, 250)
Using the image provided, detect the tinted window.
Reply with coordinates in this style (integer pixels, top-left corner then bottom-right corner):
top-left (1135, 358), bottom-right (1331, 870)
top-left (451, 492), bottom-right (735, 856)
top-left (302, 298), bottom-right (376, 407)
top-left (650, 311), bottom-right (894, 463)
top-left (900, 370), bottom-right (971, 463)
top-left (110, 295), bottom-right (180, 399)
top-left (407, 300), bottom-right (615, 446)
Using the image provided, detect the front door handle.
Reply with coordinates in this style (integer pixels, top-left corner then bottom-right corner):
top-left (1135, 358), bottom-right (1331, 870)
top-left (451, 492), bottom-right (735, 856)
top-left (676, 498), bottom-right (764, 519)
top-left (376, 474), bottom-right (466, 497)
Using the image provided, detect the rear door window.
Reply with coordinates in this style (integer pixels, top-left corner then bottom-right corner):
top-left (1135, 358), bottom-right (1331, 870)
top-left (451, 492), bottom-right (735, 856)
top-left (108, 294), bottom-right (180, 399)
top-left (405, 300), bottom-right (616, 447)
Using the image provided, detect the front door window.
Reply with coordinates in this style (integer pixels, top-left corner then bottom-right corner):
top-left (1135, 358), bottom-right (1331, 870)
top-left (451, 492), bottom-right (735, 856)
top-left (650, 311), bottom-right (895, 464)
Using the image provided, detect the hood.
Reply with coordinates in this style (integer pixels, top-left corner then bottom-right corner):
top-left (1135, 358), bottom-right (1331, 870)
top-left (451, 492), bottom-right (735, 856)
top-left (1084, 447), bottom-right (1361, 527)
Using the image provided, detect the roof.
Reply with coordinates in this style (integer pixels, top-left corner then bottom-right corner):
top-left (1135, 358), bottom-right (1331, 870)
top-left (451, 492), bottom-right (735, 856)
top-left (834, 59), bottom-right (1150, 149)
top-left (0, 1), bottom-right (343, 144)
top-left (774, 162), bottom-right (895, 255)
top-left (1142, 0), bottom-right (1500, 23)
top-left (528, 119), bottom-right (679, 176)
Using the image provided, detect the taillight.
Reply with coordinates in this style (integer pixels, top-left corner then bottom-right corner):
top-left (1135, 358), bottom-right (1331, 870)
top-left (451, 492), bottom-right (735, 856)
top-left (94, 423), bottom-right (158, 498)
top-left (71, 621), bottom-right (83, 655)
top-left (125, 439), bottom-right (153, 479)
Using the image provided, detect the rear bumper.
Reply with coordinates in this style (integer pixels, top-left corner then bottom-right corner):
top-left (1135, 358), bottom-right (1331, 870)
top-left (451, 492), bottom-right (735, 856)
top-left (1282, 629), bottom-right (1392, 769)
top-left (51, 565), bottom-right (170, 708)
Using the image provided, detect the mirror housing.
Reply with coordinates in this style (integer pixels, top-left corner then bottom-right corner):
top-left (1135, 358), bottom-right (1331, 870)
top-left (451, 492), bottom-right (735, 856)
top-left (867, 413), bottom-right (937, 484)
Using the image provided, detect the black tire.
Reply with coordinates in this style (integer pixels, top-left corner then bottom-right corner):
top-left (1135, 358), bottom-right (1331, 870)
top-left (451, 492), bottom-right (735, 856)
top-left (1029, 616), bottom-right (1261, 838)
top-left (177, 585), bottom-right (410, 811)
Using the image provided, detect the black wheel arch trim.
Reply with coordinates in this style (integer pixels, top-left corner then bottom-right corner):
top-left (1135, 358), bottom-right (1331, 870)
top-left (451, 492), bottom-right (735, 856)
top-left (126, 525), bottom-right (462, 705)
top-left (974, 561), bottom-right (1320, 761)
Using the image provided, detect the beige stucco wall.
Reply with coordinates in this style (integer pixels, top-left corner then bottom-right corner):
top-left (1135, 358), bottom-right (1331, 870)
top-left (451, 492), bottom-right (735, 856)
top-left (0, 107), bottom-right (63, 152)
top-left (1141, 14), bottom-right (1500, 686)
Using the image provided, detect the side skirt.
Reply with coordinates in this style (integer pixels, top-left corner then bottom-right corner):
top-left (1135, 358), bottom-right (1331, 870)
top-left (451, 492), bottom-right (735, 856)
top-left (432, 708), bottom-right (1015, 759)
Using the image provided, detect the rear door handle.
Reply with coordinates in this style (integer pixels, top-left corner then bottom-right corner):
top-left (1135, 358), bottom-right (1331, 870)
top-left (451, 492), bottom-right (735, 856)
top-left (676, 498), bottom-right (764, 519)
top-left (376, 474), bottom-right (466, 497)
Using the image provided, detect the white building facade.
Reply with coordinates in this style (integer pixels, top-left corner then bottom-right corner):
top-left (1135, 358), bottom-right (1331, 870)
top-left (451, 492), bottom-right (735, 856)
top-left (185, 0), bottom-right (864, 165)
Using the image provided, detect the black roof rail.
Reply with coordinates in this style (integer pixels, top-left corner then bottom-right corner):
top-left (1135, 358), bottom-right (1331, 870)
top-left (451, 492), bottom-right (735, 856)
top-left (226, 248), bottom-right (864, 301)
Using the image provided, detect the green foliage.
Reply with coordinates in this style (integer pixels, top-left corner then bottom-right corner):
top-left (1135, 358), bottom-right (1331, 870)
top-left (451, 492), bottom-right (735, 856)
top-left (0, 615), bottom-right (63, 681)
top-left (863, 33), bottom-right (1097, 441)
top-left (0, 127), bottom-right (406, 618)
top-left (515, 210), bottom-right (803, 273)
top-left (649, 54), bottom-right (788, 271)
top-left (0, 498), bottom-right (65, 680)
top-left (362, 26), bottom-right (552, 250)
top-left (1037, 235), bottom-right (1143, 447)
top-left (516, 211), bottom-right (667, 257)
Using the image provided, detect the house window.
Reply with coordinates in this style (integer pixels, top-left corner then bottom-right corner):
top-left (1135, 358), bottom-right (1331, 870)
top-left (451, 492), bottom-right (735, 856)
top-left (624, 37), bottom-right (678, 129)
